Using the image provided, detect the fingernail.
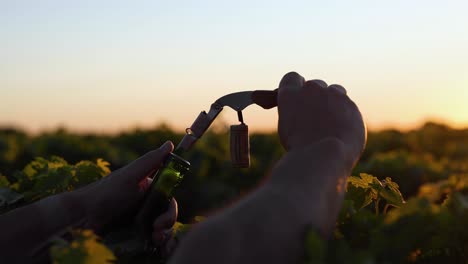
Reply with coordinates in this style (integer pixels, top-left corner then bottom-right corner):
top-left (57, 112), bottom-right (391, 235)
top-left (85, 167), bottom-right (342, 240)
top-left (160, 141), bottom-right (173, 152)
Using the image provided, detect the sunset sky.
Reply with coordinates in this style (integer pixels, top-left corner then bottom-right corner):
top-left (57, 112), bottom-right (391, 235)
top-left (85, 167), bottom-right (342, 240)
top-left (1, 1), bottom-right (467, 133)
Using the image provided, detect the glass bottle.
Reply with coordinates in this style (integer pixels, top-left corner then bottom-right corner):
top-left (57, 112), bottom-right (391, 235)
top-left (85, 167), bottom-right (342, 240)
top-left (136, 152), bottom-right (190, 243)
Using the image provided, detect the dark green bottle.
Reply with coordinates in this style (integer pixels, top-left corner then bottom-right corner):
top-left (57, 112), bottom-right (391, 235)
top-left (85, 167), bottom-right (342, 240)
top-left (136, 152), bottom-right (190, 243)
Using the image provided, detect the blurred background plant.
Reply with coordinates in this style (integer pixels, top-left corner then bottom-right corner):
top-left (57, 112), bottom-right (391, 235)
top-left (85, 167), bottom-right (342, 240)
top-left (1, 121), bottom-right (467, 263)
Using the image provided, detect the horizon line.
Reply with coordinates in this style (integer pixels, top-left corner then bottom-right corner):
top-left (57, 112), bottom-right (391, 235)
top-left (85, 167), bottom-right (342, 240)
top-left (1, 119), bottom-right (467, 136)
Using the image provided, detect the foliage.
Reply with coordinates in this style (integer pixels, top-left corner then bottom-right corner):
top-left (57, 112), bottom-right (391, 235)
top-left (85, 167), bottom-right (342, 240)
top-left (172, 215), bottom-right (206, 241)
top-left (1, 122), bottom-right (468, 263)
top-left (0, 157), bottom-right (114, 262)
top-left (346, 173), bottom-right (404, 212)
top-left (304, 173), bottom-right (468, 264)
top-left (0, 156), bottom-right (110, 208)
top-left (50, 229), bottom-right (116, 264)
top-left (355, 151), bottom-right (446, 196)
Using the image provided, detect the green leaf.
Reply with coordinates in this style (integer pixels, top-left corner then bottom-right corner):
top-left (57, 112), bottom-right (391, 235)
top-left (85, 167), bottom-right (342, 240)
top-left (379, 177), bottom-right (405, 207)
top-left (348, 173), bottom-right (375, 189)
top-left (32, 165), bottom-right (74, 198)
top-left (0, 187), bottom-right (24, 209)
top-left (303, 228), bottom-right (326, 264)
top-left (172, 222), bottom-right (192, 238)
top-left (348, 174), bottom-right (405, 211)
top-left (385, 198), bottom-right (438, 224)
top-left (50, 229), bottom-right (116, 264)
top-left (0, 174), bottom-right (10, 188)
top-left (49, 156), bottom-right (69, 165)
top-left (96, 158), bottom-right (111, 175)
top-left (443, 192), bottom-right (468, 217)
top-left (74, 161), bottom-right (107, 188)
top-left (346, 185), bottom-right (374, 210)
top-left (12, 157), bottom-right (111, 202)
top-left (23, 157), bottom-right (49, 178)
top-left (337, 199), bottom-right (357, 223)
top-left (172, 216), bottom-right (206, 240)
top-left (346, 174), bottom-right (379, 210)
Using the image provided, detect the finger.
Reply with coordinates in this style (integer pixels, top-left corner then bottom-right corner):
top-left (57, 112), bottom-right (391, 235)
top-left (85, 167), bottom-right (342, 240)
top-left (120, 141), bottom-right (174, 184)
top-left (153, 227), bottom-right (173, 246)
top-left (277, 72), bottom-right (305, 150)
top-left (278, 72), bottom-right (305, 112)
top-left (302, 80), bottom-right (328, 101)
top-left (329, 84), bottom-right (347, 95)
top-left (153, 198), bottom-right (178, 231)
top-left (304, 79), bottom-right (328, 90)
top-left (138, 168), bottom-right (157, 190)
top-left (309, 79), bottom-right (328, 88)
top-left (163, 237), bottom-right (178, 256)
top-left (138, 176), bottom-right (153, 192)
top-left (279, 71), bottom-right (305, 89)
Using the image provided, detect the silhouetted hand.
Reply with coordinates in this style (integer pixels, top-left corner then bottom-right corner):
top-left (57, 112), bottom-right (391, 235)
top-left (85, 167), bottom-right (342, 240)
top-left (72, 141), bottom-right (178, 244)
top-left (277, 72), bottom-right (366, 167)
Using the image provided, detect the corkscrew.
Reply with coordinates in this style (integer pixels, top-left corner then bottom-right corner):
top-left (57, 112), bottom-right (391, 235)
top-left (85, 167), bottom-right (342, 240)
top-left (137, 88), bottom-right (278, 246)
top-left (176, 89), bottom-right (278, 167)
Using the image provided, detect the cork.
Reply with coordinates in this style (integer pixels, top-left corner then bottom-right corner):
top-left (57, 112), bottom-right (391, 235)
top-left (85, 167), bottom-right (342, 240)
top-left (230, 123), bottom-right (250, 168)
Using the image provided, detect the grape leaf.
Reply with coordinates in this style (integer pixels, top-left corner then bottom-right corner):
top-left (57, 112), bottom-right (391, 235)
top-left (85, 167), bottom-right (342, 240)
top-left (0, 173), bottom-right (10, 187)
top-left (346, 174), bottom-right (379, 210)
top-left (0, 187), bottom-right (24, 209)
top-left (74, 160), bottom-right (108, 188)
top-left (379, 177), bottom-right (405, 207)
top-left (303, 228), bottom-right (326, 264)
top-left (348, 173), bottom-right (375, 189)
top-left (50, 229), bottom-right (116, 264)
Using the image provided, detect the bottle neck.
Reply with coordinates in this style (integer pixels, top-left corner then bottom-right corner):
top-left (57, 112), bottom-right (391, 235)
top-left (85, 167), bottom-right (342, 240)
top-left (173, 147), bottom-right (185, 157)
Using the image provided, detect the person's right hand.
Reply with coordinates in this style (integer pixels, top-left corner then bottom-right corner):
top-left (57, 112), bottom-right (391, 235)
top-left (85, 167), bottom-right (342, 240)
top-left (277, 72), bottom-right (366, 168)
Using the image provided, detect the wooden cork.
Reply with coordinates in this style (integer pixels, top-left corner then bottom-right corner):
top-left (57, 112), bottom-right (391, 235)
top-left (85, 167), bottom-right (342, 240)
top-left (230, 123), bottom-right (250, 168)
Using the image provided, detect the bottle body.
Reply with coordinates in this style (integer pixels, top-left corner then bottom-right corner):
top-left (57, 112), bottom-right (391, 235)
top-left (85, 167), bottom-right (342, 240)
top-left (136, 152), bottom-right (190, 242)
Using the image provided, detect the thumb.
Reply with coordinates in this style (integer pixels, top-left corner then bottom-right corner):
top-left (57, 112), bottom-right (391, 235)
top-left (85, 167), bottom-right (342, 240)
top-left (120, 141), bottom-right (174, 184)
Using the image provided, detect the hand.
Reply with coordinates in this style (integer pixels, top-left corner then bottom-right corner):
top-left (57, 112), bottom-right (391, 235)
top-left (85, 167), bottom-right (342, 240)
top-left (152, 197), bottom-right (178, 255)
top-left (277, 72), bottom-right (366, 167)
top-left (71, 141), bottom-right (178, 244)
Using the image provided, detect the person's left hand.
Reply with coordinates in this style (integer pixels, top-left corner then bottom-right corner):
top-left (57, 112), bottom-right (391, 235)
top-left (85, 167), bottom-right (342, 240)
top-left (71, 141), bottom-right (178, 244)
